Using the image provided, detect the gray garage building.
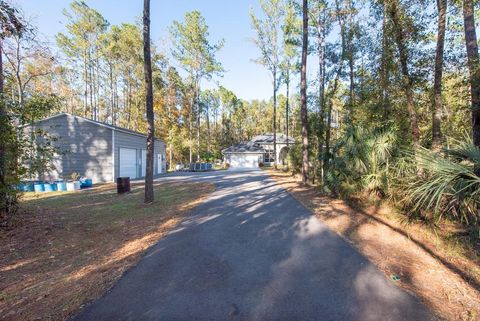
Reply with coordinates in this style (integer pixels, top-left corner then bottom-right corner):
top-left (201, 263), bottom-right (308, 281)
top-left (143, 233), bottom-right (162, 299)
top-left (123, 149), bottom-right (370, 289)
top-left (29, 113), bottom-right (166, 183)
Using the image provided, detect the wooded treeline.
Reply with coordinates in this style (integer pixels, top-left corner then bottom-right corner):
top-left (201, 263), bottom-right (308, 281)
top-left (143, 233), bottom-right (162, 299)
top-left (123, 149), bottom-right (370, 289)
top-left (2, 0), bottom-right (480, 224)
top-left (290, 0), bottom-right (480, 226)
top-left (1, 1), bottom-right (303, 166)
top-left (251, 0), bottom-right (480, 226)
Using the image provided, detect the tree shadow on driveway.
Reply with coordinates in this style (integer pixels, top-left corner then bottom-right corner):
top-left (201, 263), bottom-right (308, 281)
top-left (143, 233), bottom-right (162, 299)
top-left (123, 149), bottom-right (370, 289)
top-left (74, 170), bottom-right (436, 321)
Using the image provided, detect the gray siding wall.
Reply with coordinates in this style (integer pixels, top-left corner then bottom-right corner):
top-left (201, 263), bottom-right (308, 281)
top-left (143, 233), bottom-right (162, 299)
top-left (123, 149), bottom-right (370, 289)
top-left (33, 114), bottom-right (113, 183)
top-left (113, 130), bottom-right (166, 180)
top-left (30, 113), bottom-right (167, 183)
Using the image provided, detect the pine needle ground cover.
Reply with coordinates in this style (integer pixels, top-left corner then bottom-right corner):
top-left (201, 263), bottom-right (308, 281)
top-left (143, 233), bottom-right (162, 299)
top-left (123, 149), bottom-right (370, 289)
top-left (0, 181), bottom-right (215, 320)
top-left (265, 168), bottom-right (480, 321)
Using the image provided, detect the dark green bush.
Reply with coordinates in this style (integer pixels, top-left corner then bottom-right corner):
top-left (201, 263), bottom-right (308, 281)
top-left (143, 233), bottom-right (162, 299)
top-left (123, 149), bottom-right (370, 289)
top-left (325, 125), bottom-right (397, 198)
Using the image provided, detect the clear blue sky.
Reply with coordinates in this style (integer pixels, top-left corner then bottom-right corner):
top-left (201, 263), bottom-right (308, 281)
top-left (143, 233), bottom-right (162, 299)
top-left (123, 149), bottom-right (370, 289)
top-left (13, 0), bottom-right (286, 101)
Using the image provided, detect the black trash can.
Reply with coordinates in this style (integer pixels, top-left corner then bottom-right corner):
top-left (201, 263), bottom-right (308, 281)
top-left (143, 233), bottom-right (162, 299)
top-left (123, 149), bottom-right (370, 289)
top-left (116, 177), bottom-right (130, 194)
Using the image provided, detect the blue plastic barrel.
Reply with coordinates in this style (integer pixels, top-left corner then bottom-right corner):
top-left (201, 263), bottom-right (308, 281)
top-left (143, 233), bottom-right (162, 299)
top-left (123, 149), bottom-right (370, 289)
top-left (80, 178), bottom-right (93, 188)
top-left (44, 183), bottom-right (57, 192)
top-left (56, 182), bottom-right (67, 191)
top-left (23, 183), bottom-right (34, 192)
top-left (34, 183), bottom-right (45, 192)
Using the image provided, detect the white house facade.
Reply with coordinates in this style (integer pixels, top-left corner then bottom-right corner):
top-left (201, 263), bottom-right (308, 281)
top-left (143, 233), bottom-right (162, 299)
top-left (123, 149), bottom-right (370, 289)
top-left (222, 133), bottom-right (294, 169)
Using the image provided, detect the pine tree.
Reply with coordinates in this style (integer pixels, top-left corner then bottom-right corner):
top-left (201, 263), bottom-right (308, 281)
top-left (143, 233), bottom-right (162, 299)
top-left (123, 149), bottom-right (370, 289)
top-left (143, 0), bottom-right (154, 203)
top-left (250, 0), bottom-right (283, 168)
top-left (463, 0), bottom-right (480, 151)
top-left (300, 0), bottom-right (309, 184)
top-left (432, 0), bottom-right (447, 149)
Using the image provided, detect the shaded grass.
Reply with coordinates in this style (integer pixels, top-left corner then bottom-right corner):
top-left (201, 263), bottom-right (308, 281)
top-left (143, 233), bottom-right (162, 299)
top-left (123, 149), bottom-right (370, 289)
top-left (20, 183), bottom-right (200, 227)
top-left (0, 181), bottom-right (215, 321)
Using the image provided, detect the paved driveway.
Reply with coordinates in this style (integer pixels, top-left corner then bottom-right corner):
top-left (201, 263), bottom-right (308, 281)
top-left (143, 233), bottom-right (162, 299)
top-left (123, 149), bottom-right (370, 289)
top-left (75, 170), bottom-right (434, 321)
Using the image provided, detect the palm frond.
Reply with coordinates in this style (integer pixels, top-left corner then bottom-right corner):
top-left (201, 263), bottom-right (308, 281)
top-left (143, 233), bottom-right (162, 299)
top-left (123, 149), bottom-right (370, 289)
top-left (394, 142), bottom-right (480, 224)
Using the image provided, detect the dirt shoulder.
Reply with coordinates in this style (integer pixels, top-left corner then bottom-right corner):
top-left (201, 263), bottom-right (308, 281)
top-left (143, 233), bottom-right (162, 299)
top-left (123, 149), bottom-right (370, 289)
top-left (0, 181), bottom-right (215, 321)
top-left (266, 169), bottom-right (480, 321)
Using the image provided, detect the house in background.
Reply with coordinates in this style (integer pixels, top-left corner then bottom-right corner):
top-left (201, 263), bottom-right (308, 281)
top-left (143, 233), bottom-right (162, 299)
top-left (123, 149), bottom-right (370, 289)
top-left (27, 113), bottom-right (166, 183)
top-left (222, 133), bottom-right (294, 169)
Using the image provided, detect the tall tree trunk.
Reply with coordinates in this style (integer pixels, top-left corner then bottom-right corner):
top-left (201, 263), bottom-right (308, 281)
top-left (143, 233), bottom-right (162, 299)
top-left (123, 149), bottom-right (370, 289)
top-left (197, 106), bottom-right (200, 161)
top-left (463, 0), bottom-right (480, 151)
top-left (143, 0), bottom-right (155, 203)
top-left (221, 112), bottom-right (224, 147)
top-left (317, 14), bottom-right (326, 184)
top-left (301, 0), bottom-right (309, 184)
top-left (90, 57), bottom-right (95, 119)
top-left (432, 0), bottom-right (447, 149)
top-left (0, 39), bottom-right (6, 214)
top-left (324, 0), bottom-right (347, 177)
top-left (95, 53), bottom-right (101, 121)
top-left (11, 38), bottom-right (23, 106)
top-left (88, 50), bottom-right (94, 120)
top-left (273, 67), bottom-right (277, 169)
top-left (92, 52), bottom-right (97, 120)
top-left (115, 75), bottom-right (119, 124)
top-left (83, 50), bottom-right (88, 117)
top-left (380, 1), bottom-right (390, 121)
top-left (286, 68), bottom-right (290, 150)
top-left (112, 75), bottom-right (116, 125)
top-left (0, 39), bottom-right (3, 94)
top-left (15, 73), bottom-right (22, 106)
top-left (323, 70), bottom-right (343, 177)
top-left (347, 0), bottom-right (354, 119)
top-left (195, 85), bottom-right (200, 161)
top-left (127, 81), bottom-right (131, 127)
top-left (167, 101), bottom-right (173, 170)
top-left (319, 38), bottom-right (326, 113)
top-left (214, 107), bottom-right (218, 138)
top-left (388, 0), bottom-right (420, 144)
top-left (109, 63), bottom-right (114, 124)
top-left (189, 98), bottom-right (193, 164)
top-left (114, 76), bottom-right (118, 125)
top-left (206, 102), bottom-right (211, 153)
top-left (134, 83), bottom-right (140, 130)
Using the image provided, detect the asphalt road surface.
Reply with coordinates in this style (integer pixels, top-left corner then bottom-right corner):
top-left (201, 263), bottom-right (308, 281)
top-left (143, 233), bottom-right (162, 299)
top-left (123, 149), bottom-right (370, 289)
top-left (74, 169), bottom-right (434, 321)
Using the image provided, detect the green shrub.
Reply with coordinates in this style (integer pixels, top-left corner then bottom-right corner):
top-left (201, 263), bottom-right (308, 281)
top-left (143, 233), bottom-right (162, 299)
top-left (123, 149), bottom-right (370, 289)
top-left (287, 143), bottom-right (302, 174)
top-left (325, 125), bottom-right (397, 198)
top-left (393, 139), bottom-right (480, 225)
top-left (0, 95), bottom-right (59, 226)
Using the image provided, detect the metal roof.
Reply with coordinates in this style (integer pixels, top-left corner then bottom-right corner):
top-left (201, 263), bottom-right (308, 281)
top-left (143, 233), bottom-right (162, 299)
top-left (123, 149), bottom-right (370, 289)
top-left (222, 133), bottom-right (295, 154)
top-left (250, 133), bottom-right (295, 144)
top-left (222, 141), bottom-right (265, 154)
top-left (33, 113), bottom-right (164, 143)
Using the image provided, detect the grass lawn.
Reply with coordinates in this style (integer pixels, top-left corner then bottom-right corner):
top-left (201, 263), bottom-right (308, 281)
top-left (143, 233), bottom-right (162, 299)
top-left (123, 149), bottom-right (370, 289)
top-left (264, 168), bottom-right (480, 321)
top-left (0, 181), bottom-right (215, 321)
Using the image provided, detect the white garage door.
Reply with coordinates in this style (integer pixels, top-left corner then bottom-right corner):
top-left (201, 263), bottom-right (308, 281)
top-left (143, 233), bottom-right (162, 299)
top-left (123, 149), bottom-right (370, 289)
top-left (119, 148), bottom-right (137, 178)
top-left (230, 154), bottom-right (259, 169)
